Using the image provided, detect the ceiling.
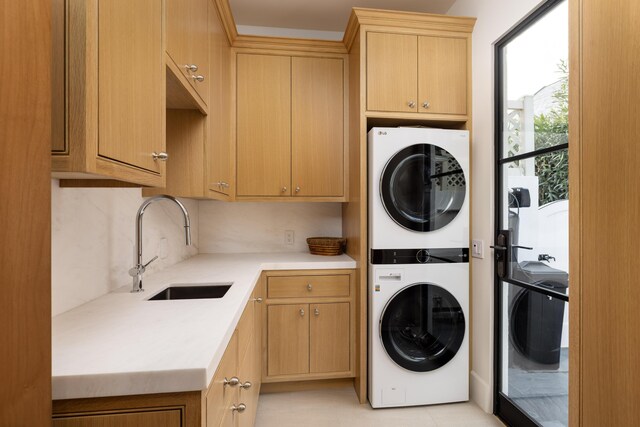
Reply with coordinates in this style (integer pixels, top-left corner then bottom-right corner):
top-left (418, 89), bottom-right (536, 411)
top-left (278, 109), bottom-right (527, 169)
top-left (229, 0), bottom-right (457, 34)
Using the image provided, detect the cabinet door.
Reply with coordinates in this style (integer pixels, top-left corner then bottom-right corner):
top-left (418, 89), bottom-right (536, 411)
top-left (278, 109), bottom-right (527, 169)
top-left (206, 3), bottom-right (232, 197)
top-left (291, 57), bottom-right (344, 197)
top-left (53, 410), bottom-right (181, 427)
top-left (236, 54), bottom-right (291, 197)
top-left (187, 0), bottom-right (209, 104)
top-left (267, 304), bottom-right (309, 376)
top-left (166, 0), bottom-right (209, 105)
top-left (367, 32), bottom-right (418, 113)
top-left (97, 0), bottom-right (163, 173)
top-left (238, 322), bottom-right (258, 427)
top-left (418, 36), bottom-right (467, 115)
top-left (310, 303), bottom-right (350, 374)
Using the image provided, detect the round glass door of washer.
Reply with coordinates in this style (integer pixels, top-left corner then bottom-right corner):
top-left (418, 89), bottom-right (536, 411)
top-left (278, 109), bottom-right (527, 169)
top-left (380, 143), bottom-right (466, 232)
top-left (380, 283), bottom-right (466, 372)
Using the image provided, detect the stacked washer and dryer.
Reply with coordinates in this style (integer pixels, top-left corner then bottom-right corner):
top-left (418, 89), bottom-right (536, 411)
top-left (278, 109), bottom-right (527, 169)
top-left (368, 127), bottom-right (470, 408)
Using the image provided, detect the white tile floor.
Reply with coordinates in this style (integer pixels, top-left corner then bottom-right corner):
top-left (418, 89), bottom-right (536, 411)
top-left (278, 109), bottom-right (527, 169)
top-left (255, 387), bottom-right (505, 427)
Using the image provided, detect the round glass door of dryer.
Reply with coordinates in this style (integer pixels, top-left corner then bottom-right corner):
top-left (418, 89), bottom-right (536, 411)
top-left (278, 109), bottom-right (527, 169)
top-left (380, 144), bottom-right (466, 232)
top-left (380, 283), bottom-right (465, 372)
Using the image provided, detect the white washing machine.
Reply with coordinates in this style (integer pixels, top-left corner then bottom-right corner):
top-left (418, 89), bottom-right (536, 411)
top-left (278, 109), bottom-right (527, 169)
top-left (369, 127), bottom-right (470, 250)
top-left (368, 260), bottom-right (469, 408)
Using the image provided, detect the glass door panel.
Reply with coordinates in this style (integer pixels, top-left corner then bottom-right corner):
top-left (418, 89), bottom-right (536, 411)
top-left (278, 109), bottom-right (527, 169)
top-left (494, 1), bottom-right (569, 426)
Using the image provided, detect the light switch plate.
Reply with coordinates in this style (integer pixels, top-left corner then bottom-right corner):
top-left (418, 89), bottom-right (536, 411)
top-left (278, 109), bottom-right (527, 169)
top-left (471, 239), bottom-right (484, 259)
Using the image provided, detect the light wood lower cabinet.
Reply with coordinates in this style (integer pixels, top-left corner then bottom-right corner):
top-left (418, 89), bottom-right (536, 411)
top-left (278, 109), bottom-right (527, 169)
top-left (53, 410), bottom-right (182, 427)
top-left (53, 284), bottom-right (264, 427)
top-left (263, 270), bottom-right (355, 382)
top-left (267, 304), bottom-right (310, 376)
top-left (310, 303), bottom-right (350, 374)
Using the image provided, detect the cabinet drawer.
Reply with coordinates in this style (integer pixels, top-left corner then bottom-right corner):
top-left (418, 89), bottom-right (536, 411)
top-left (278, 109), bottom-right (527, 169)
top-left (53, 410), bottom-right (181, 427)
top-left (267, 275), bottom-right (350, 299)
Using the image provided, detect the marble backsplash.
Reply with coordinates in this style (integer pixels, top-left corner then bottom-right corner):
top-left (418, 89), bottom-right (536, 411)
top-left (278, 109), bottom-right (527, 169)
top-left (51, 180), bottom-right (199, 316)
top-left (198, 201), bottom-right (342, 253)
top-left (52, 182), bottom-right (343, 316)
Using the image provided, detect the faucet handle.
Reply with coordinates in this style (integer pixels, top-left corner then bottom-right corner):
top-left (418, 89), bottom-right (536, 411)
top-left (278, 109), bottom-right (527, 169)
top-left (143, 255), bottom-right (159, 269)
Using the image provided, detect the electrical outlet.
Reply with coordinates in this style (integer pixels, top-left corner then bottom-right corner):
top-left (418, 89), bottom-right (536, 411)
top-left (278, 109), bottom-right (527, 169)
top-left (471, 239), bottom-right (484, 259)
top-left (285, 230), bottom-right (295, 245)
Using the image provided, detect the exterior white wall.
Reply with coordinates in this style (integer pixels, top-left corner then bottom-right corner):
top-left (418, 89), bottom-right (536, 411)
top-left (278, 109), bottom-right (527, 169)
top-left (446, 0), bottom-right (545, 413)
top-left (51, 180), bottom-right (199, 316)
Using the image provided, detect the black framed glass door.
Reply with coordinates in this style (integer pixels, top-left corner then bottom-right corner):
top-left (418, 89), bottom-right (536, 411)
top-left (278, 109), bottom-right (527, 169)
top-left (494, 1), bottom-right (569, 426)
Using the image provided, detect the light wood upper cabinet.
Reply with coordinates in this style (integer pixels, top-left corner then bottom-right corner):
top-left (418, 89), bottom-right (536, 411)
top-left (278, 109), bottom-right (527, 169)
top-left (310, 303), bottom-right (350, 374)
top-left (417, 36), bottom-right (467, 115)
top-left (291, 57), bottom-right (345, 197)
top-left (367, 32), bottom-right (418, 113)
top-left (267, 304), bottom-right (309, 376)
top-left (206, 1), bottom-right (233, 198)
top-left (236, 54), bottom-right (292, 197)
top-left (236, 52), bottom-right (347, 200)
top-left (166, 0), bottom-right (209, 105)
top-left (366, 31), bottom-right (469, 117)
top-left (52, 0), bottom-right (165, 186)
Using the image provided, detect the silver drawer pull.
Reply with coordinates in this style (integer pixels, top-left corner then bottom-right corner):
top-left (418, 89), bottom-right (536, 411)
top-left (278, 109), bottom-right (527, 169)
top-left (307, 283), bottom-right (312, 291)
top-left (232, 403), bottom-right (246, 413)
top-left (152, 151), bottom-right (168, 161)
top-left (240, 381), bottom-right (252, 389)
top-left (223, 376), bottom-right (239, 387)
top-left (299, 308), bottom-right (305, 317)
top-left (314, 308), bottom-right (319, 316)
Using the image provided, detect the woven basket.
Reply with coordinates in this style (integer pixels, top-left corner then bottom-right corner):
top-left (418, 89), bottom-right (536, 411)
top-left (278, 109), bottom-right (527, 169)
top-left (306, 237), bottom-right (346, 256)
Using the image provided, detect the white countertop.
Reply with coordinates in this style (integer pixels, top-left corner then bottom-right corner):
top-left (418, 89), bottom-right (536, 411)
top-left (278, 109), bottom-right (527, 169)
top-left (52, 252), bottom-right (356, 400)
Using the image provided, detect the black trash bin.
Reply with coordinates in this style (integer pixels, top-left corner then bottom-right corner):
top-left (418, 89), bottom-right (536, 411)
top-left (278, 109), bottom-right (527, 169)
top-left (509, 261), bottom-right (569, 367)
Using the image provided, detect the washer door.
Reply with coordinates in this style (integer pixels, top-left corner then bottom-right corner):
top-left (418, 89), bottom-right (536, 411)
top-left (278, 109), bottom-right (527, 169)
top-left (380, 283), bottom-right (465, 372)
top-left (380, 144), bottom-right (466, 232)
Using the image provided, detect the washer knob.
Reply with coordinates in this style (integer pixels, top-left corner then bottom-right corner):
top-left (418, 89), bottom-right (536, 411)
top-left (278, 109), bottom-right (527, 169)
top-left (416, 249), bottom-right (430, 263)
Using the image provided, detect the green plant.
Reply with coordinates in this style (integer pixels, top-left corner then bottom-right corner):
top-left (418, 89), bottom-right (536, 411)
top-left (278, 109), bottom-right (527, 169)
top-left (534, 60), bottom-right (569, 205)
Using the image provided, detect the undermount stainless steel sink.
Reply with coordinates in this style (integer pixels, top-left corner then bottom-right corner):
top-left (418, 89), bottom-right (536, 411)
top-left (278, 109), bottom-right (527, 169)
top-left (147, 283), bottom-right (232, 301)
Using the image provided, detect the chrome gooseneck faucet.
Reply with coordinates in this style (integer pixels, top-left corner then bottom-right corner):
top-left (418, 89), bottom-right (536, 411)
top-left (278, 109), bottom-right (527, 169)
top-left (129, 195), bottom-right (192, 292)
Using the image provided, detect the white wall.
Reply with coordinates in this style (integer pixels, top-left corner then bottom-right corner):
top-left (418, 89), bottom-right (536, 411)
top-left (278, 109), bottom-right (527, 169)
top-left (446, 0), bottom-right (544, 413)
top-left (198, 201), bottom-right (342, 253)
top-left (51, 180), bottom-right (199, 316)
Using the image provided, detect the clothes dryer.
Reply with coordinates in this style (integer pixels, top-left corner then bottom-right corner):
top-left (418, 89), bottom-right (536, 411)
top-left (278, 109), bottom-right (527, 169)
top-left (369, 127), bottom-right (470, 249)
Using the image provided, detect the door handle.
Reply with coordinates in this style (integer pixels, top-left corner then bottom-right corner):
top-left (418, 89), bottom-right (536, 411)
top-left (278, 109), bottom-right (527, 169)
top-left (494, 230), bottom-right (512, 279)
top-left (513, 245), bottom-right (533, 250)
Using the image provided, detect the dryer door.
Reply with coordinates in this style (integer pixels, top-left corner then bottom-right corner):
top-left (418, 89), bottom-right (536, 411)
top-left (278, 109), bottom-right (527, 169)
top-left (380, 144), bottom-right (466, 232)
top-left (380, 283), bottom-right (465, 372)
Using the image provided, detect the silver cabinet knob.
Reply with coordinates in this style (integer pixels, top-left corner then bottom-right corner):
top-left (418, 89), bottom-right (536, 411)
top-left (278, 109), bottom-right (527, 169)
top-left (295, 186), bottom-right (301, 193)
top-left (307, 283), bottom-right (312, 291)
top-left (152, 152), bottom-right (168, 161)
top-left (220, 181), bottom-right (230, 188)
top-left (185, 64), bottom-right (198, 72)
top-left (232, 403), bottom-right (246, 413)
top-left (314, 308), bottom-right (320, 316)
top-left (299, 308), bottom-right (305, 317)
top-left (240, 381), bottom-right (252, 389)
top-left (408, 101), bottom-right (416, 108)
top-left (223, 376), bottom-right (240, 387)
top-left (210, 182), bottom-right (222, 190)
top-left (192, 75), bottom-right (205, 82)
top-left (422, 101), bottom-right (430, 109)
top-left (252, 297), bottom-right (263, 303)
top-left (281, 186), bottom-right (287, 193)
